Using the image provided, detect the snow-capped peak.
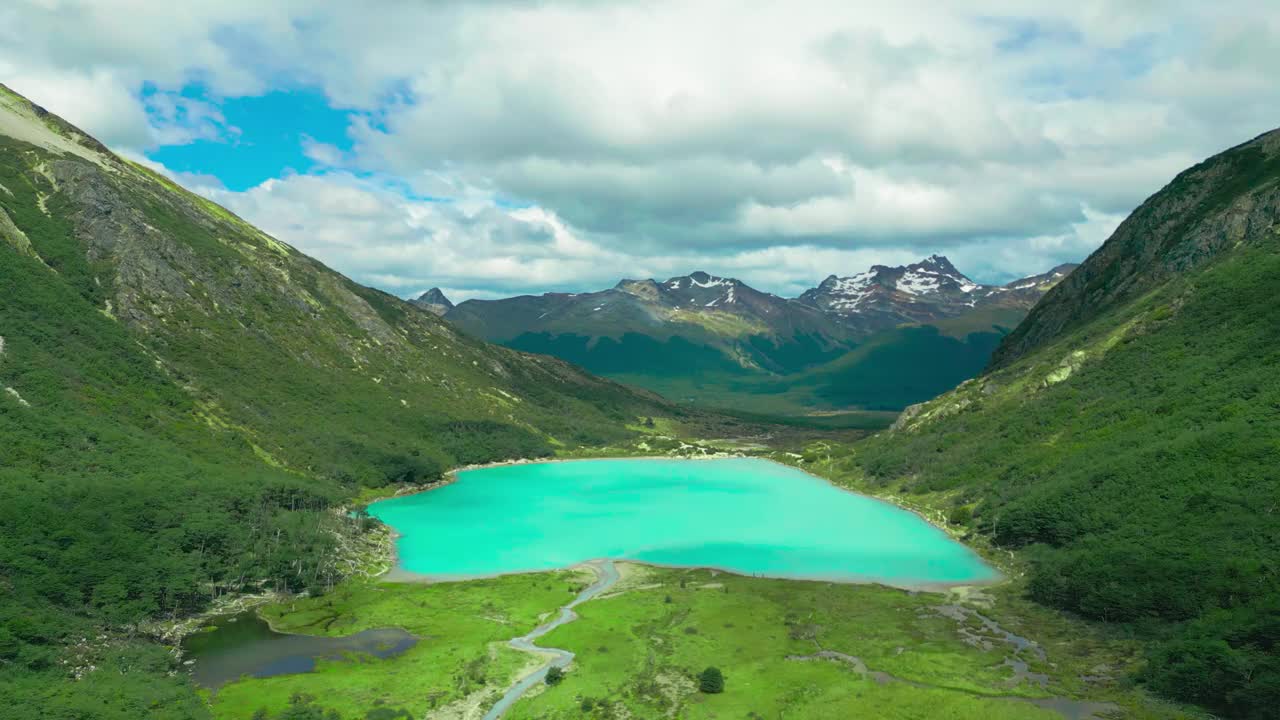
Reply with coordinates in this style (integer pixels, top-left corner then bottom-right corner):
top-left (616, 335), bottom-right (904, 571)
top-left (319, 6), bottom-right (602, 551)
top-left (687, 271), bottom-right (732, 289)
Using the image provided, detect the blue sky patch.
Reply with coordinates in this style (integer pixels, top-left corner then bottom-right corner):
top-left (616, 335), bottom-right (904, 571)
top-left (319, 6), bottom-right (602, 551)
top-left (146, 84), bottom-right (356, 191)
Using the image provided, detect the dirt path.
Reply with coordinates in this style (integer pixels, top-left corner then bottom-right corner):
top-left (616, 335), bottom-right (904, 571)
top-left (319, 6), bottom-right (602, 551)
top-left (481, 560), bottom-right (620, 719)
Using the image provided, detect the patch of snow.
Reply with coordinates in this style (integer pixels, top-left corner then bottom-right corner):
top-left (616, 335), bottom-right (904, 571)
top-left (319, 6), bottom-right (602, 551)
top-left (593, 306), bottom-right (603, 311)
top-left (820, 271), bottom-right (876, 312)
top-left (691, 276), bottom-right (728, 289)
top-left (832, 271), bottom-right (874, 294)
top-left (668, 279), bottom-right (682, 289)
top-left (896, 270), bottom-right (941, 295)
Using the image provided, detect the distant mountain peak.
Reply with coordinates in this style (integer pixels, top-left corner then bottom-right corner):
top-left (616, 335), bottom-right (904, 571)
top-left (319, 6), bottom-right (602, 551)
top-left (796, 255), bottom-right (1074, 330)
top-left (615, 278), bottom-right (661, 300)
top-left (411, 287), bottom-right (454, 315)
top-left (665, 271), bottom-right (737, 292)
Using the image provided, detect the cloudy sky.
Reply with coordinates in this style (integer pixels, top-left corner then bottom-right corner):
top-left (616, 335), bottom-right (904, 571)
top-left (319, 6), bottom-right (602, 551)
top-left (3, 1), bottom-right (1277, 300)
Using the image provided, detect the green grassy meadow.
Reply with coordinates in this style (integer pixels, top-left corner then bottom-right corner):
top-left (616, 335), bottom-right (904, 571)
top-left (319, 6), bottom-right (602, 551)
top-left (208, 572), bottom-right (589, 719)
top-left (210, 566), bottom-right (1193, 720)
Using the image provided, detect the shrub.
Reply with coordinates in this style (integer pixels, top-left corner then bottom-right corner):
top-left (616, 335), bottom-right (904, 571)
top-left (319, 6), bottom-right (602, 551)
top-left (698, 667), bottom-right (725, 694)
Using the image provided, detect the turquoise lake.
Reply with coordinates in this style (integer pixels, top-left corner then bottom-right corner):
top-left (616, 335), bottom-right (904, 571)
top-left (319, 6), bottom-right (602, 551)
top-left (368, 458), bottom-right (997, 586)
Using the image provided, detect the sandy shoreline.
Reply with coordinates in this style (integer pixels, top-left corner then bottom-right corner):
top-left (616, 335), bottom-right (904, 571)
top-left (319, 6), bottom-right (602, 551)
top-left (369, 454), bottom-right (1003, 593)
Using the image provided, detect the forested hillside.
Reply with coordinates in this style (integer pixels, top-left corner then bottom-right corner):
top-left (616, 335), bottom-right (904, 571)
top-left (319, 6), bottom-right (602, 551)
top-left (0, 84), bottom-right (668, 717)
top-left (821, 128), bottom-right (1280, 718)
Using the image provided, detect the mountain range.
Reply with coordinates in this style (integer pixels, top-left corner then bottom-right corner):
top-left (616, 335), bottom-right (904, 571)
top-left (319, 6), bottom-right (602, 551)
top-left (436, 258), bottom-right (1075, 412)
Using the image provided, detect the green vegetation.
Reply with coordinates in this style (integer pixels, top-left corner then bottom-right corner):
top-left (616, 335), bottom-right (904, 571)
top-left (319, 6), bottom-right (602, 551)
top-left (509, 332), bottom-right (749, 378)
top-left (241, 693), bottom-right (414, 720)
top-left (697, 667), bottom-right (724, 694)
top-left (793, 324), bottom-right (1007, 410)
top-left (545, 666), bottom-right (565, 686)
top-left (815, 244), bottom-right (1280, 718)
top-left (0, 95), bottom-right (668, 717)
top-left (514, 323), bottom-right (1011, 416)
top-left (208, 573), bottom-right (587, 718)
top-left (0, 169), bottom-right (350, 717)
top-left (502, 566), bottom-right (1181, 719)
top-left (785, 128), bottom-right (1280, 719)
top-left (2, 79), bottom-right (1275, 720)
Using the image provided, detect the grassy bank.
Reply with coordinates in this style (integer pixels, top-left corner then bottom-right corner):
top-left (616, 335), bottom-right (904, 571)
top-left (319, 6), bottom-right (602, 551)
top-left (207, 571), bottom-right (590, 719)
top-left (506, 566), bottom-right (1188, 719)
top-left (209, 564), bottom-right (1193, 719)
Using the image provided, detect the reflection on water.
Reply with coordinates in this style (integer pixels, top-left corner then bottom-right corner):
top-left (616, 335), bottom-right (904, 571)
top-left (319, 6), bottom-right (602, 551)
top-left (183, 611), bottom-right (417, 689)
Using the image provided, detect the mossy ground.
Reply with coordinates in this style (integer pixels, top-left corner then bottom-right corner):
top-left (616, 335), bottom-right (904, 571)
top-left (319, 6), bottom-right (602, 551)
top-left (507, 567), bottom-right (1190, 719)
top-left (209, 566), bottom-right (1193, 719)
top-left (208, 571), bottom-right (589, 719)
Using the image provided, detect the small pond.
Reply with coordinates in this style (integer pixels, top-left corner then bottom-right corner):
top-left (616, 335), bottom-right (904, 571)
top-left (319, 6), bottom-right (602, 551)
top-left (182, 611), bottom-right (416, 689)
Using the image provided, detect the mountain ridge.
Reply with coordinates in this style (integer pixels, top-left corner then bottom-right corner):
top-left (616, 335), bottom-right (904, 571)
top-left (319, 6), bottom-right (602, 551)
top-left (992, 127), bottom-right (1280, 369)
top-left (442, 258), bottom-right (1073, 412)
top-left (796, 255), bottom-right (1078, 333)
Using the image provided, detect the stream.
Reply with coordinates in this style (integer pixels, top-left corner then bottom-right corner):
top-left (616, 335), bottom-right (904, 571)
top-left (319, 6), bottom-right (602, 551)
top-left (482, 559), bottom-right (621, 720)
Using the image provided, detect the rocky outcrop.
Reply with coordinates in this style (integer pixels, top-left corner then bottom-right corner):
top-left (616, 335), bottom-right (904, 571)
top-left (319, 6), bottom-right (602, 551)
top-left (412, 287), bottom-right (454, 316)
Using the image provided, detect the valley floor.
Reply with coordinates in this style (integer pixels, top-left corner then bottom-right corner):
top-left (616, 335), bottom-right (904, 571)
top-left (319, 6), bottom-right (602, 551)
top-left (202, 562), bottom-right (1192, 720)
top-left (197, 448), bottom-right (1196, 720)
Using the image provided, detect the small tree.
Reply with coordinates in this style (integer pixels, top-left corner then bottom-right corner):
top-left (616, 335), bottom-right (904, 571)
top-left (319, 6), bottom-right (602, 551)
top-left (947, 505), bottom-right (973, 526)
top-left (545, 665), bottom-right (565, 686)
top-left (698, 667), bottom-right (725, 694)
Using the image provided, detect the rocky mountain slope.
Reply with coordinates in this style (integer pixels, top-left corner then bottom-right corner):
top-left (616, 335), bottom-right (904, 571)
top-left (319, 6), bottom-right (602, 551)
top-left (410, 286), bottom-right (454, 316)
top-left (992, 131), bottom-right (1280, 369)
top-left (797, 255), bottom-right (1076, 333)
top-left (444, 261), bottom-right (1072, 412)
top-left (0, 83), bottom-right (669, 718)
top-left (832, 127), bottom-right (1280, 718)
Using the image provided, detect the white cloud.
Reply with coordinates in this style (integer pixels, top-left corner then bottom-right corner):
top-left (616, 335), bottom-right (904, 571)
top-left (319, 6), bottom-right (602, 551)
top-left (1, 0), bottom-right (1277, 296)
top-left (193, 170), bottom-right (1098, 301)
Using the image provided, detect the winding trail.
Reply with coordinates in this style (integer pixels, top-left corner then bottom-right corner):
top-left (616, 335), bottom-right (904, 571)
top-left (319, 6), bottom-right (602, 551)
top-left (482, 560), bottom-right (620, 720)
